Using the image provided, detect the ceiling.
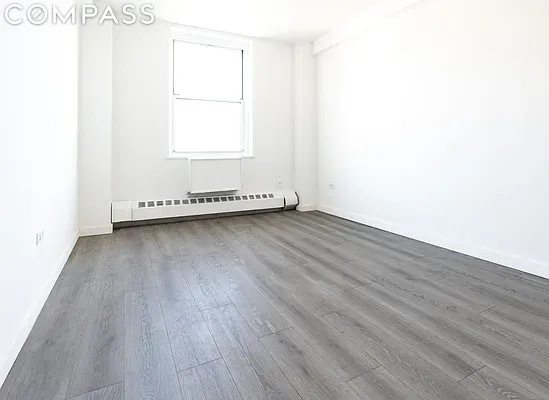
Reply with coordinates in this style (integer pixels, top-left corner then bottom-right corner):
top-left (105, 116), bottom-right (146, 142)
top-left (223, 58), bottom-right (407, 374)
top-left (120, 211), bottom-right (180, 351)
top-left (150, 0), bottom-right (379, 42)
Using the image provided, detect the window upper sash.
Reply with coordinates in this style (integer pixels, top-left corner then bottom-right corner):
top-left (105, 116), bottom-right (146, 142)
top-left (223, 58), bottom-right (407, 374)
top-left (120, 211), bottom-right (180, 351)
top-left (173, 40), bottom-right (243, 102)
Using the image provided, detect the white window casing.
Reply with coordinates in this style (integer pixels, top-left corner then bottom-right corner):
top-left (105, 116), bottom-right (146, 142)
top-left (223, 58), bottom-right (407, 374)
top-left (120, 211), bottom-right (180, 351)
top-left (168, 28), bottom-right (254, 160)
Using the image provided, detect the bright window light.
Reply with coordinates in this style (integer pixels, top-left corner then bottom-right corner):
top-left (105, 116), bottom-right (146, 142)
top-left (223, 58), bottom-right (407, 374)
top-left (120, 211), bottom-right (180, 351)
top-left (170, 35), bottom-right (252, 158)
top-left (173, 41), bottom-right (242, 101)
top-left (173, 99), bottom-right (243, 153)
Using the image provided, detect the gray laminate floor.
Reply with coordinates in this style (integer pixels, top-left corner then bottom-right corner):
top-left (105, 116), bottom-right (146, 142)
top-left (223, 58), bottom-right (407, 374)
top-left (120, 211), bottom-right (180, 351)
top-left (1, 211), bottom-right (549, 400)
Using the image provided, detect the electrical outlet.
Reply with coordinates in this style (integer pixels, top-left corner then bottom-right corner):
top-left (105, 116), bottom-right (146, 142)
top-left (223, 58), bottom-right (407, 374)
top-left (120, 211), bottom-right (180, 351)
top-left (35, 230), bottom-right (44, 246)
top-left (277, 178), bottom-right (283, 188)
top-left (329, 183), bottom-right (336, 190)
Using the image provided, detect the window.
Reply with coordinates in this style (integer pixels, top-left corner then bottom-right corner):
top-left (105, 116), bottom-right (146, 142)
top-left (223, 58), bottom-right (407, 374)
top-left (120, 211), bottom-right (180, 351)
top-left (169, 30), bottom-right (253, 159)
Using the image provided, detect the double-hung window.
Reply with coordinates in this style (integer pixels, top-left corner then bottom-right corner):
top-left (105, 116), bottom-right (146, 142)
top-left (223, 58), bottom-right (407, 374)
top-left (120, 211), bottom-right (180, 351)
top-left (169, 31), bottom-right (253, 159)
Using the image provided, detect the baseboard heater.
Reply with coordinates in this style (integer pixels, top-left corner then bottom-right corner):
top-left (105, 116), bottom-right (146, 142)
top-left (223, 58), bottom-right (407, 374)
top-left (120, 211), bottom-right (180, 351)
top-left (111, 191), bottom-right (298, 225)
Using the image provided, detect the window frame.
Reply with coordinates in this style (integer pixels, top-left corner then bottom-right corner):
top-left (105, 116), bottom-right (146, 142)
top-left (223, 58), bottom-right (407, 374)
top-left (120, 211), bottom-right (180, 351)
top-left (168, 28), bottom-right (254, 160)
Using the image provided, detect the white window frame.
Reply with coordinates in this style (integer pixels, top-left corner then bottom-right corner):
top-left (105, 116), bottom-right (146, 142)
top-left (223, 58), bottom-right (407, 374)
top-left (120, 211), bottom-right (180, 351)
top-left (168, 28), bottom-right (254, 160)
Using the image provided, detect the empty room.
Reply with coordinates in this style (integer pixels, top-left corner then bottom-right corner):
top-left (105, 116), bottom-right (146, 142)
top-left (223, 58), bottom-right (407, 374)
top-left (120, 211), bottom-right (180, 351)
top-left (1, 0), bottom-right (549, 399)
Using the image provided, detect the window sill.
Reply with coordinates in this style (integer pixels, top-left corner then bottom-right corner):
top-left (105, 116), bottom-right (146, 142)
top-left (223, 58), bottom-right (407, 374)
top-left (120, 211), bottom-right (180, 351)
top-left (167, 153), bottom-right (254, 161)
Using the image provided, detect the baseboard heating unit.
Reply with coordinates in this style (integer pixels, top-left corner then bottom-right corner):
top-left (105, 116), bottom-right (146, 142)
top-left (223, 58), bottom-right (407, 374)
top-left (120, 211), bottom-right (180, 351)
top-left (111, 191), bottom-right (298, 226)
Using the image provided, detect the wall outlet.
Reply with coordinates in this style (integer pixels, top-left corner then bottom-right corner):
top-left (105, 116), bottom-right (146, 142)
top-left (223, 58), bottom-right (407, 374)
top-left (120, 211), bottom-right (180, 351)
top-left (329, 183), bottom-right (336, 190)
top-left (277, 178), bottom-right (283, 188)
top-left (35, 230), bottom-right (44, 246)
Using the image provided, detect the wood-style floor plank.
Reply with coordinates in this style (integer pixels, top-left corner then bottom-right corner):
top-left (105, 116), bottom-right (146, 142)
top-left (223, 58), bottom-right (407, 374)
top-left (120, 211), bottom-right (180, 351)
top-left (68, 383), bottom-right (124, 400)
top-left (291, 212), bottom-right (449, 282)
top-left (202, 305), bottom-right (301, 400)
top-left (348, 366), bottom-right (423, 400)
top-left (354, 283), bottom-right (549, 397)
top-left (124, 255), bottom-right (155, 293)
top-left (354, 271), bottom-right (549, 372)
top-left (459, 366), bottom-right (542, 400)
top-left (236, 263), bottom-right (379, 381)
top-left (178, 359), bottom-right (241, 400)
top-left (346, 258), bottom-right (494, 313)
top-left (177, 368), bottom-right (206, 400)
top-left (67, 296), bottom-right (125, 398)
top-left (2, 211), bottom-right (549, 400)
top-left (216, 216), bottom-right (309, 267)
top-left (260, 328), bottom-right (361, 400)
top-left (342, 289), bottom-right (483, 381)
top-left (483, 305), bottom-right (549, 353)
top-left (0, 279), bottom-right (103, 400)
top-left (178, 257), bottom-right (231, 311)
top-left (124, 289), bottom-right (182, 400)
top-left (212, 219), bottom-right (346, 316)
top-left (201, 252), bottom-right (290, 337)
top-left (139, 226), bottom-right (173, 264)
top-left (441, 275), bottom-right (549, 320)
top-left (324, 308), bottom-right (482, 400)
top-left (248, 215), bottom-right (372, 289)
top-left (152, 261), bottom-right (220, 371)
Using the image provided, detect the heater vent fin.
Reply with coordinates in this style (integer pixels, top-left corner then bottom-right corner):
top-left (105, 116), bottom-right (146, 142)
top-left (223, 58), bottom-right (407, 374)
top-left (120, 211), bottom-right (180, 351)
top-left (137, 193), bottom-right (277, 209)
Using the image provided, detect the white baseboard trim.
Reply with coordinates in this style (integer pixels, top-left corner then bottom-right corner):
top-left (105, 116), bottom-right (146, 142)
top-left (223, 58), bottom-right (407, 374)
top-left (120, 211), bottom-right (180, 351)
top-left (0, 231), bottom-right (79, 388)
top-left (317, 205), bottom-right (549, 280)
top-left (296, 204), bottom-right (317, 212)
top-left (79, 224), bottom-right (113, 237)
top-left (317, 205), bottom-right (398, 233)
top-left (475, 247), bottom-right (549, 281)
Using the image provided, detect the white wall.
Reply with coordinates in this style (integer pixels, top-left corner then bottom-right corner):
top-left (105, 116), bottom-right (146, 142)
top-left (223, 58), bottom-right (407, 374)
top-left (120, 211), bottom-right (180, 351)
top-left (293, 43), bottom-right (318, 211)
top-left (0, 6), bottom-right (79, 386)
top-left (78, 24), bottom-right (113, 236)
top-left (112, 21), bottom-right (295, 201)
top-left (316, 0), bottom-right (549, 278)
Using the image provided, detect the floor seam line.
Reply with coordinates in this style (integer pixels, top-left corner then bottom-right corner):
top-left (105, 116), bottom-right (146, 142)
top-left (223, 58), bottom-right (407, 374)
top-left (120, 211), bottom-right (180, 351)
top-left (457, 365), bottom-right (486, 383)
top-left (320, 308), bottom-right (349, 319)
top-left (257, 329), bottom-right (306, 400)
top-left (65, 380), bottom-right (124, 400)
top-left (199, 302), bottom-right (233, 312)
top-left (207, 267), bottom-right (263, 339)
top-left (345, 364), bottom-right (382, 382)
top-left (176, 357), bottom-right (223, 374)
top-left (352, 281), bottom-right (374, 289)
top-left (64, 283), bottom-right (109, 400)
top-left (198, 309), bottom-right (225, 372)
top-left (478, 305), bottom-right (497, 315)
top-left (219, 355), bottom-right (247, 400)
top-left (150, 274), bottom-right (186, 399)
top-left (257, 327), bottom-right (293, 339)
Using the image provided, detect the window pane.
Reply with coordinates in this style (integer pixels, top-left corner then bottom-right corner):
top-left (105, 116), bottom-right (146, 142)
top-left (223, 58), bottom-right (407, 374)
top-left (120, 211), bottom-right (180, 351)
top-left (174, 41), bottom-right (242, 101)
top-left (173, 99), bottom-right (243, 153)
